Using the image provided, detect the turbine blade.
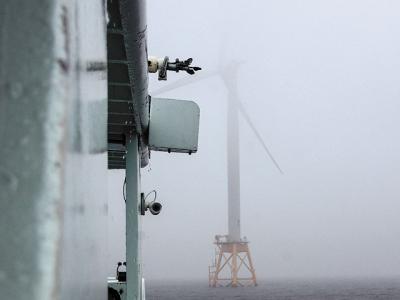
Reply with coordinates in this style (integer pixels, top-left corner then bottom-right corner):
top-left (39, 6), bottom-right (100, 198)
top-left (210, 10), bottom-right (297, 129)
top-left (237, 101), bottom-right (284, 174)
top-left (151, 70), bottom-right (219, 96)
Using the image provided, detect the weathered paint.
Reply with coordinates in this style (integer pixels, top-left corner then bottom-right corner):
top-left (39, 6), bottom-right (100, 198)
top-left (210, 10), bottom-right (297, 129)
top-left (119, 0), bottom-right (149, 135)
top-left (59, 1), bottom-right (108, 300)
top-left (107, 0), bottom-right (150, 168)
top-left (0, 1), bottom-right (108, 299)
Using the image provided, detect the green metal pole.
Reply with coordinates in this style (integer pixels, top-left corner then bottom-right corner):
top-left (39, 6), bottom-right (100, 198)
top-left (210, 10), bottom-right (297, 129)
top-left (126, 135), bottom-right (141, 299)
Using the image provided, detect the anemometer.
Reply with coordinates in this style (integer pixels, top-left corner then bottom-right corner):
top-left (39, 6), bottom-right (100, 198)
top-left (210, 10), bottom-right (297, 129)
top-left (148, 56), bottom-right (201, 80)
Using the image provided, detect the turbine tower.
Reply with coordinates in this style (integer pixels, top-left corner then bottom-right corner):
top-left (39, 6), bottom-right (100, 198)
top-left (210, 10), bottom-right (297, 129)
top-left (226, 64), bottom-right (242, 243)
top-left (208, 62), bottom-right (282, 287)
top-left (152, 60), bottom-right (282, 288)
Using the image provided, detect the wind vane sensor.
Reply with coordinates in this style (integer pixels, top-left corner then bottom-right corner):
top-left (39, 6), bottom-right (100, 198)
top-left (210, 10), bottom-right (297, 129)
top-left (148, 56), bottom-right (201, 80)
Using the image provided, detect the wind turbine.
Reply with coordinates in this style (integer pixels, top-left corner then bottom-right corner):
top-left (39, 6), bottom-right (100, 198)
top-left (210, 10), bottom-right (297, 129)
top-left (152, 58), bottom-right (282, 287)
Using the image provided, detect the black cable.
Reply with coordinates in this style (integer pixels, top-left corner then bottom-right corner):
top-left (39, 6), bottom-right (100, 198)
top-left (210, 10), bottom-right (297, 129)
top-left (124, 179), bottom-right (156, 205)
top-left (144, 190), bottom-right (157, 203)
top-left (123, 177), bottom-right (126, 202)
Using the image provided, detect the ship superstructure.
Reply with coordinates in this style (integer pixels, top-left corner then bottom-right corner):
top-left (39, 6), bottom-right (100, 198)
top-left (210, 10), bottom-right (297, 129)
top-left (0, 1), bottom-right (200, 300)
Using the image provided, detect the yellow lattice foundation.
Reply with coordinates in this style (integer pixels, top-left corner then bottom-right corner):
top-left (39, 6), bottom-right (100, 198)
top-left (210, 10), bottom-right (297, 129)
top-left (209, 236), bottom-right (257, 287)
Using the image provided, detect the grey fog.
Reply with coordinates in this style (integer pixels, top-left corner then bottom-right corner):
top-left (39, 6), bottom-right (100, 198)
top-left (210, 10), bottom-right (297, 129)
top-left (108, 0), bottom-right (400, 282)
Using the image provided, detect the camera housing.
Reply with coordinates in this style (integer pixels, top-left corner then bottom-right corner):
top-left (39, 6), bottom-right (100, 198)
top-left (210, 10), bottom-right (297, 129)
top-left (140, 192), bottom-right (162, 215)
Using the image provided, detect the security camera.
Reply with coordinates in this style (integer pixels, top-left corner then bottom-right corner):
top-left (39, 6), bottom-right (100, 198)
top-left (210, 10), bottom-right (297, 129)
top-left (147, 201), bottom-right (162, 215)
top-left (140, 192), bottom-right (162, 215)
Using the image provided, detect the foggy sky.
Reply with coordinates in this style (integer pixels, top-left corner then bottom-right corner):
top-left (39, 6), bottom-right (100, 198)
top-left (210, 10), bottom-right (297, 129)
top-left (108, 0), bottom-right (400, 280)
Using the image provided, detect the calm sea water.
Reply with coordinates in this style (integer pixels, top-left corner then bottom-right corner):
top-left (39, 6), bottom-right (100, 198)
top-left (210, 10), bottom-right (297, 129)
top-left (146, 278), bottom-right (400, 300)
